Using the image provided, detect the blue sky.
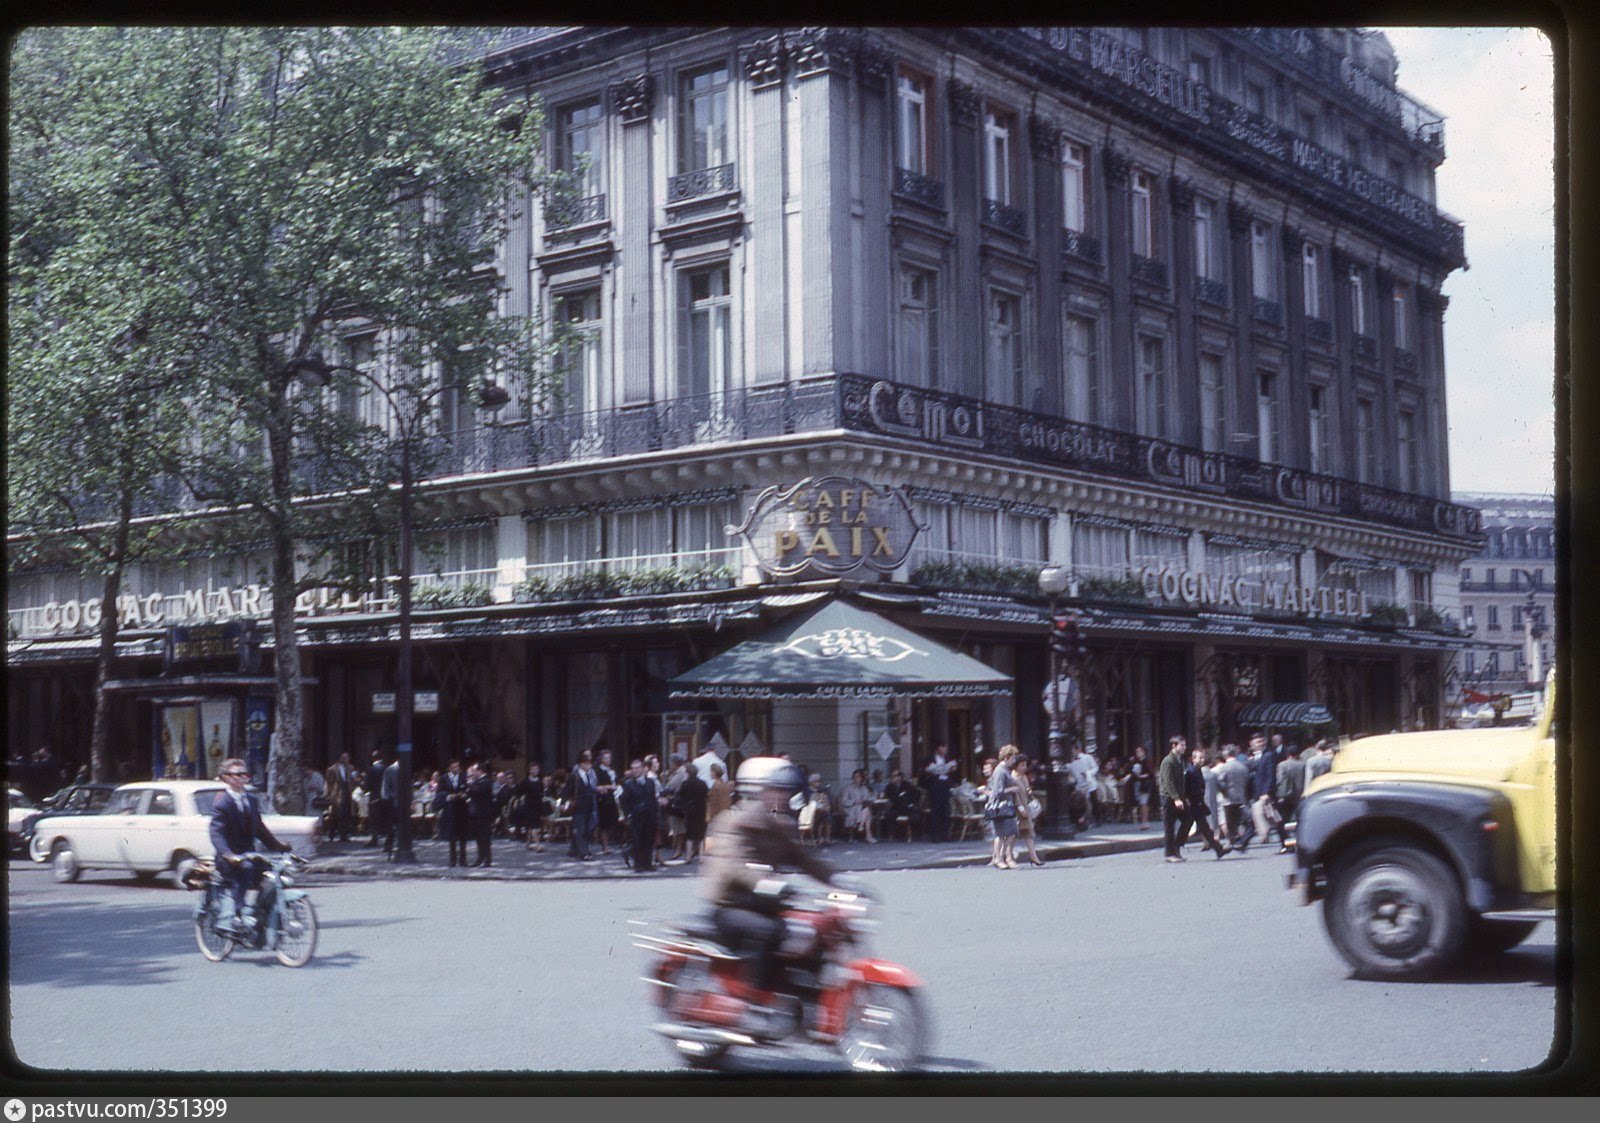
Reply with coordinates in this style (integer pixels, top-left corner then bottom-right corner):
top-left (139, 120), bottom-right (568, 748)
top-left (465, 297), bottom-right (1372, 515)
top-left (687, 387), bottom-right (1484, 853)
top-left (1382, 27), bottom-right (1555, 498)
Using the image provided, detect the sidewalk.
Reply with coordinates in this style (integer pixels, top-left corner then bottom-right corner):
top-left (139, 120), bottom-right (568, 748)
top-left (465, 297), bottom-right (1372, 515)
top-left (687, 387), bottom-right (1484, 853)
top-left (306, 819), bottom-right (1169, 882)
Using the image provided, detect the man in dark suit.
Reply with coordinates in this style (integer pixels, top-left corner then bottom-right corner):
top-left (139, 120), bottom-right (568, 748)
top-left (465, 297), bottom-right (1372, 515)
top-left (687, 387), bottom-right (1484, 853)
top-left (208, 757), bottom-right (291, 935)
top-left (434, 759), bottom-right (468, 867)
top-left (325, 752), bottom-right (357, 841)
top-left (618, 757), bottom-right (658, 872)
top-left (565, 749), bottom-right (599, 860)
top-left (365, 748), bottom-right (391, 849)
top-left (464, 762), bottom-right (496, 867)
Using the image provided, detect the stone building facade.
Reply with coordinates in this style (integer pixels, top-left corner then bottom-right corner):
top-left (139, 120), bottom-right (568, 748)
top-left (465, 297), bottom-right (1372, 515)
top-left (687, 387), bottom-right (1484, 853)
top-left (7, 27), bottom-right (1482, 788)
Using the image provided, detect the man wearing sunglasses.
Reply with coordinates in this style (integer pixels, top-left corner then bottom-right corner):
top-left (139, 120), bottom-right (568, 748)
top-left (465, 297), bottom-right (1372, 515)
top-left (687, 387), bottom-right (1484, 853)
top-left (210, 758), bottom-right (293, 936)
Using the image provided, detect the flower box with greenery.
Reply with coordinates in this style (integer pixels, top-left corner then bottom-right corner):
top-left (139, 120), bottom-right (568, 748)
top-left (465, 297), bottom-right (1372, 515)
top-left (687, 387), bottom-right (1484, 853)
top-left (1074, 574), bottom-right (1149, 605)
top-left (412, 581), bottom-right (495, 610)
top-left (1413, 605), bottom-right (1463, 634)
top-left (909, 560), bottom-right (1045, 596)
top-left (515, 564), bottom-right (736, 603)
top-left (1364, 601), bottom-right (1411, 627)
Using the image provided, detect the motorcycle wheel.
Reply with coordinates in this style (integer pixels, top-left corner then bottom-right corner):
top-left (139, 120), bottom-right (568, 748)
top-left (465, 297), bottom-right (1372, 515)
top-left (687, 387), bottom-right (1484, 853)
top-left (274, 898), bottom-right (319, 967)
top-left (837, 984), bottom-right (928, 1072)
top-left (194, 910), bottom-right (235, 963)
top-left (665, 959), bottom-right (733, 1070)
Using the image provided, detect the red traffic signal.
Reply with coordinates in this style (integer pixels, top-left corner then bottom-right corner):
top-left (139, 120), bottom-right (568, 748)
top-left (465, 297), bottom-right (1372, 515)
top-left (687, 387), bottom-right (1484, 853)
top-left (1050, 611), bottom-right (1085, 659)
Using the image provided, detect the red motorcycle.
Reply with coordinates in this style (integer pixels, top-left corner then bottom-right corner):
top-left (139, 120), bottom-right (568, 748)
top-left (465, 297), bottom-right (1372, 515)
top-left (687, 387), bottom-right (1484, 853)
top-left (637, 879), bottom-right (929, 1071)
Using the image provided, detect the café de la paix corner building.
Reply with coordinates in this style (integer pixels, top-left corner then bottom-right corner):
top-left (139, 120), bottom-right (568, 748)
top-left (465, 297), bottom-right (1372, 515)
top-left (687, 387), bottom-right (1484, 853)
top-left (7, 27), bottom-right (1483, 787)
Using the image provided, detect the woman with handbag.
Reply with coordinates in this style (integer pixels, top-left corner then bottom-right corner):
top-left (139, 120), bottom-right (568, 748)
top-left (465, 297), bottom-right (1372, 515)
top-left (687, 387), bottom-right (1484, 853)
top-left (1014, 755), bottom-right (1045, 866)
top-left (986, 745), bottom-right (1022, 869)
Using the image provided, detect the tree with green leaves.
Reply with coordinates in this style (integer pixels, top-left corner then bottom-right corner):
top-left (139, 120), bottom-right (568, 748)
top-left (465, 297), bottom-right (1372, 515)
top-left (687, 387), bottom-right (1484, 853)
top-left (9, 27), bottom-right (553, 810)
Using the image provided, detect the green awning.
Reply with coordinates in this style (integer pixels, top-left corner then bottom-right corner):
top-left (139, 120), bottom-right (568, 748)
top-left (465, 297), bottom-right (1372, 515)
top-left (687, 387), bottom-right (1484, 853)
top-left (669, 598), bottom-right (1012, 700)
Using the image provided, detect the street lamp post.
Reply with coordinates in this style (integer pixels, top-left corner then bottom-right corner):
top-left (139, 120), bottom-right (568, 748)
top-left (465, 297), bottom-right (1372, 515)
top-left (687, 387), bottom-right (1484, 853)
top-left (1037, 565), bottom-right (1076, 840)
top-left (294, 352), bottom-right (509, 864)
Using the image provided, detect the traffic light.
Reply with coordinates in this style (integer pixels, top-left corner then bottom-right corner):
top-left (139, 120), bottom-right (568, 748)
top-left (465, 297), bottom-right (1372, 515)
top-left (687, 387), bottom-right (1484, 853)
top-left (1050, 610), bottom-right (1089, 662)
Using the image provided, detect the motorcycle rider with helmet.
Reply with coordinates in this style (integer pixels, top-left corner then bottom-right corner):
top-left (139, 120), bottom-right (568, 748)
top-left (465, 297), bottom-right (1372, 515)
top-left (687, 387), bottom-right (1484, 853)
top-left (700, 757), bottom-right (848, 996)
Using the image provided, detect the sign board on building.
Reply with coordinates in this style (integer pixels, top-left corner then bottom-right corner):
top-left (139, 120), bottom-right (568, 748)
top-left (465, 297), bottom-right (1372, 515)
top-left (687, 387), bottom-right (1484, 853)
top-left (727, 476), bottom-right (926, 578)
top-left (162, 620), bottom-right (260, 675)
top-left (372, 691), bottom-right (440, 716)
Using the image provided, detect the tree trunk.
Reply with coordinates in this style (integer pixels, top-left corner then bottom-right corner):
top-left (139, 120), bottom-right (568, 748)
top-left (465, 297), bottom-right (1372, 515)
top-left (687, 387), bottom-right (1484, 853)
top-left (89, 491), bottom-right (134, 783)
top-left (266, 406), bottom-right (306, 815)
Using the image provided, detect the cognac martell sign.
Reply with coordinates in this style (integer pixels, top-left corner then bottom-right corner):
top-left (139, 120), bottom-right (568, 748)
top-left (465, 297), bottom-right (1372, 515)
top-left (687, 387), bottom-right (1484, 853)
top-left (729, 476), bottom-right (926, 578)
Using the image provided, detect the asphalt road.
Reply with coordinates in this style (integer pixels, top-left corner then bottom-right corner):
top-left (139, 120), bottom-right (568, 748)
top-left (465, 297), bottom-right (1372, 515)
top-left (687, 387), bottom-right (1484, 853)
top-left (6, 846), bottom-right (1559, 1075)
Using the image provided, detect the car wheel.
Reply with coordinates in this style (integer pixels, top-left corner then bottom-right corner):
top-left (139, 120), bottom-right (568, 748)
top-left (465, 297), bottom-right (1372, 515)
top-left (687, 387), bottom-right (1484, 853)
top-left (1466, 917), bottom-right (1539, 956)
top-left (51, 840), bottom-right (81, 884)
top-left (1325, 843), bottom-right (1466, 981)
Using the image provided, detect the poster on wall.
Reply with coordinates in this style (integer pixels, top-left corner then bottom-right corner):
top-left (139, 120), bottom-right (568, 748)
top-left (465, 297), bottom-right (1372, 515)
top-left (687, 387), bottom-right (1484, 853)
top-left (200, 701), bottom-right (233, 778)
top-left (244, 697), bottom-right (271, 783)
top-left (159, 706), bottom-right (200, 779)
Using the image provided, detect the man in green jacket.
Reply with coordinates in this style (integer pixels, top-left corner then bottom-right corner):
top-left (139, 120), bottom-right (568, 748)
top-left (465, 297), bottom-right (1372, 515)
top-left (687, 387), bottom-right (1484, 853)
top-left (1158, 735), bottom-right (1189, 863)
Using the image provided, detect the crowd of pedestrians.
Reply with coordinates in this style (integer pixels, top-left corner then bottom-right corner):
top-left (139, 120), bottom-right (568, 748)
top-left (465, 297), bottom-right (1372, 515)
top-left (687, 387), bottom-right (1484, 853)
top-left (1157, 733), bottom-right (1337, 863)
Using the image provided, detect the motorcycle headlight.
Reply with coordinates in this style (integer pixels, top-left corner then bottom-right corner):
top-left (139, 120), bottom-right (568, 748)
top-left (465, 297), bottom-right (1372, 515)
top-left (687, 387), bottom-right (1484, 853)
top-left (279, 874), bottom-right (294, 888)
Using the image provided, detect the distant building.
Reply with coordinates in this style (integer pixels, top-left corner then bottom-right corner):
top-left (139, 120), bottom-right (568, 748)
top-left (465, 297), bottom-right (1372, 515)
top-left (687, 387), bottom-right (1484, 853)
top-left (1452, 493), bottom-right (1555, 707)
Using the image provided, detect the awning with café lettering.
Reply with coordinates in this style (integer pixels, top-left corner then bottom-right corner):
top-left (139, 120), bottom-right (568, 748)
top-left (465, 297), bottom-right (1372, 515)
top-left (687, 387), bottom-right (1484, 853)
top-left (669, 598), bottom-right (1012, 700)
top-left (1235, 702), bottom-right (1337, 729)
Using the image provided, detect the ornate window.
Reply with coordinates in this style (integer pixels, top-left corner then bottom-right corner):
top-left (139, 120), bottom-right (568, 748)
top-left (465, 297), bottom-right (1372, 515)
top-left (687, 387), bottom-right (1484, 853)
top-left (1355, 398), bottom-right (1377, 484)
top-left (1064, 313), bottom-right (1101, 425)
top-left (1308, 385), bottom-right (1332, 474)
top-left (897, 266), bottom-right (939, 388)
top-left (678, 264), bottom-right (732, 400)
top-left (986, 289), bottom-right (1025, 406)
top-left (679, 65), bottom-right (730, 174)
top-left (1131, 169), bottom-right (1155, 258)
top-left (1062, 142), bottom-right (1089, 233)
top-left (1392, 284), bottom-right (1411, 351)
top-left (982, 105), bottom-right (1015, 205)
top-left (1250, 222), bottom-right (1276, 300)
top-left (555, 99), bottom-right (605, 200)
top-left (1194, 196), bottom-right (1219, 281)
top-left (554, 289), bottom-right (603, 416)
top-left (1138, 334), bottom-right (1168, 438)
top-left (1302, 243), bottom-right (1323, 317)
top-left (896, 69), bottom-right (933, 175)
top-left (1349, 265), bottom-right (1368, 335)
top-left (1199, 353), bottom-right (1227, 453)
top-left (1256, 371), bottom-right (1280, 463)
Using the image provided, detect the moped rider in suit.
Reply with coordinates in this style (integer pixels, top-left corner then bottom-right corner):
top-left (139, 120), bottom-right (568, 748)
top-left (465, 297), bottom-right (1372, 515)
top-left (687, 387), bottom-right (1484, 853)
top-left (209, 757), bottom-right (292, 936)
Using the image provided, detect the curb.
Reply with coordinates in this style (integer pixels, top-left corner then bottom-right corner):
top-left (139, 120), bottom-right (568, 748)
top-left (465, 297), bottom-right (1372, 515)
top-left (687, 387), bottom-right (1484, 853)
top-left (303, 830), bottom-right (1168, 883)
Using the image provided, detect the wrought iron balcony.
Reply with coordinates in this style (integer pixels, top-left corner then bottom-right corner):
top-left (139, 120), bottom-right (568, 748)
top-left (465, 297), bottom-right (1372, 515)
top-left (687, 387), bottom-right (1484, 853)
top-left (893, 166), bottom-right (945, 210)
top-left (982, 198), bottom-right (1028, 239)
top-left (1131, 254), bottom-right (1168, 289)
top-left (1353, 334), bottom-right (1378, 364)
top-left (1253, 297), bottom-right (1284, 325)
top-left (1305, 316), bottom-right (1333, 344)
top-left (1061, 229), bottom-right (1101, 265)
top-left (48, 375), bottom-right (1482, 550)
top-left (1196, 277), bottom-right (1229, 307)
top-left (1394, 348), bottom-right (1419, 374)
top-left (545, 192), bottom-right (607, 230)
top-left (667, 163), bottom-right (737, 204)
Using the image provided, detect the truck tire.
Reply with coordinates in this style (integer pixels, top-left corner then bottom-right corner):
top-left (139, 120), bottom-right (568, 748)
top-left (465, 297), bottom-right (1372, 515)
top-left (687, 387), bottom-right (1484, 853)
top-left (1325, 843), bottom-right (1466, 981)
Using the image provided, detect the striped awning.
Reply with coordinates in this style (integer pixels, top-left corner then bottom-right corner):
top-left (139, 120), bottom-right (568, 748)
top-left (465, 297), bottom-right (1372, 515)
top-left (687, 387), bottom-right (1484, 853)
top-left (1235, 701), bottom-right (1336, 728)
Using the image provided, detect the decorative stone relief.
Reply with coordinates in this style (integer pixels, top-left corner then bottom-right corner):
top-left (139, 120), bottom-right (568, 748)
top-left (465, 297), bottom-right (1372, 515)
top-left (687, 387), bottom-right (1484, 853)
top-left (608, 74), bottom-right (653, 123)
top-left (948, 79), bottom-right (980, 128)
top-left (1027, 114), bottom-right (1061, 161)
top-left (740, 34), bottom-right (786, 89)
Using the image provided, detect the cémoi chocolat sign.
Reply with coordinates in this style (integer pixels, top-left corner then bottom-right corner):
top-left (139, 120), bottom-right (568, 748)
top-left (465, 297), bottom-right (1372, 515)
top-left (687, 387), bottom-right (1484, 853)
top-left (729, 477), bottom-right (925, 578)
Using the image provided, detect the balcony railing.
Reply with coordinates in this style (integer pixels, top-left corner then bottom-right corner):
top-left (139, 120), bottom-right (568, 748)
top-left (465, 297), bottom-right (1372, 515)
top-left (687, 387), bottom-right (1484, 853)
top-left (1394, 348), bottom-right (1419, 374)
top-left (893, 166), bottom-right (945, 210)
top-left (668, 163), bottom-right (737, 204)
top-left (1196, 277), bottom-right (1229, 307)
top-left (545, 192), bottom-right (607, 230)
top-left (1305, 316), bottom-right (1333, 344)
top-left (1353, 334), bottom-right (1378, 364)
top-left (1131, 254), bottom-right (1168, 289)
top-left (1062, 228), bottom-right (1101, 264)
top-left (1253, 297), bottom-right (1284, 325)
top-left (982, 198), bottom-right (1028, 239)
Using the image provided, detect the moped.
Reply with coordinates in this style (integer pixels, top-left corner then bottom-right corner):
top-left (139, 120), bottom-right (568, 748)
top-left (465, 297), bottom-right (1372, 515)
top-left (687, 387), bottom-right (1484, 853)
top-left (186, 851), bottom-right (319, 967)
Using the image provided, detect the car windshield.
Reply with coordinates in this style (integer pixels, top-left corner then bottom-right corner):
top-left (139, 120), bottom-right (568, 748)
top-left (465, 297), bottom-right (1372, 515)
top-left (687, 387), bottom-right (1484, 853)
top-left (192, 790), bottom-right (222, 816)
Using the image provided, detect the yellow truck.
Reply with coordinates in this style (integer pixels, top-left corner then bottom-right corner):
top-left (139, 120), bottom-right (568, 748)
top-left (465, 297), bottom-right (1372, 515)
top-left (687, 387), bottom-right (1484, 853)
top-left (1289, 673), bottom-right (1557, 980)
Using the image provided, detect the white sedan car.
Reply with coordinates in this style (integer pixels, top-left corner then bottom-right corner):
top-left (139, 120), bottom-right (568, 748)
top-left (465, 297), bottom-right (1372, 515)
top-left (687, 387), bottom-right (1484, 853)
top-left (28, 780), bottom-right (320, 886)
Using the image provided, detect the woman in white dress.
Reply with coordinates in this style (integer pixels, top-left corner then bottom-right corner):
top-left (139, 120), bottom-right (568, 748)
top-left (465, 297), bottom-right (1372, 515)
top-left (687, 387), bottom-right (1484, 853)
top-left (840, 769), bottom-right (877, 843)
